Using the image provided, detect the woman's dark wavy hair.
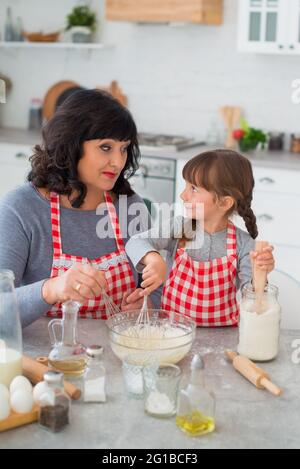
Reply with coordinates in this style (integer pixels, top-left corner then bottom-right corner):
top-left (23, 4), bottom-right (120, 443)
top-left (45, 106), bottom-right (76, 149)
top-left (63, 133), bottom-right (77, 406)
top-left (28, 89), bottom-right (141, 208)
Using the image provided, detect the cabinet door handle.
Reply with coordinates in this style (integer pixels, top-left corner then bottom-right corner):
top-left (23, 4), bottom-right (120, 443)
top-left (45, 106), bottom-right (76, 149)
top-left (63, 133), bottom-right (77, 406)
top-left (15, 152), bottom-right (28, 159)
top-left (259, 177), bottom-right (275, 185)
top-left (257, 214), bottom-right (274, 222)
top-left (290, 45), bottom-right (295, 50)
top-left (278, 44), bottom-right (284, 49)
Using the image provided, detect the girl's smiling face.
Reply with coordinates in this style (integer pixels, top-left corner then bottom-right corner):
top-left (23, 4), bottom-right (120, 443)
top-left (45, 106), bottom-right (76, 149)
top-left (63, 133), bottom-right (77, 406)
top-left (78, 138), bottom-right (131, 192)
top-left (180, 180), bottom-right (234, 222)
top-left (180, 180), bottom-right (216, 221)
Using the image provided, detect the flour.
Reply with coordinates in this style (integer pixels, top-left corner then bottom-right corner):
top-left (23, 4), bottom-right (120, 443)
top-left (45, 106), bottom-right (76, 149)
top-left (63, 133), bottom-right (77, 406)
top-left (145, 391), bottom-right (175, 416)
top-left (238, 300), bottom-right (281, 361)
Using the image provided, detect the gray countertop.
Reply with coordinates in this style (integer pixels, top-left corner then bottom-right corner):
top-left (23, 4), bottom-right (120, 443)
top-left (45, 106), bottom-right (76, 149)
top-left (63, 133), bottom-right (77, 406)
top-left (1, 127), bottom-right (300, 171)
top-left (1, 317), bottom-right (299, 449)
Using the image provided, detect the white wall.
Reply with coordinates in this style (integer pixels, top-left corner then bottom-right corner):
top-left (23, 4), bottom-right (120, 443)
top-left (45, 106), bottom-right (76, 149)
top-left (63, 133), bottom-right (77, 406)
top-left (0, 0), bottom-right (299, 138)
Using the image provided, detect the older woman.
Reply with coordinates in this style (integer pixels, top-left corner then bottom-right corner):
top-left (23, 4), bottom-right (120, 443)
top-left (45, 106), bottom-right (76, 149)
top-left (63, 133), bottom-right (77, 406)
top-left (0, 89), bottom-right (160, 327)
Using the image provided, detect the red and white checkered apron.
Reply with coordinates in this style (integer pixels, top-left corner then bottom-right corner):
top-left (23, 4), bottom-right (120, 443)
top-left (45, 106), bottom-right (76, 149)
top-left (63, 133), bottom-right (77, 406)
top-left (161, 222), bottom-right (239, 327)
top-left (46, 192), bottom-right (136, 319)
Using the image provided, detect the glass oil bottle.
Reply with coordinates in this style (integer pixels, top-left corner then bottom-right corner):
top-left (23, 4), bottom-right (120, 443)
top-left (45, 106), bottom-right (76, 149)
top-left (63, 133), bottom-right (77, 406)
top-left (48, 301), bottom-right (87, 378)
top-left (176, 354), bottom-right (216, 437)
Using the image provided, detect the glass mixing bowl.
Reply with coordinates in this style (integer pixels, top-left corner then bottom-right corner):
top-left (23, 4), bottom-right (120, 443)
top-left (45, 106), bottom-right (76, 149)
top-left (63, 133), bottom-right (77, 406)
top-left (106, 309), bottom-right (196, 365)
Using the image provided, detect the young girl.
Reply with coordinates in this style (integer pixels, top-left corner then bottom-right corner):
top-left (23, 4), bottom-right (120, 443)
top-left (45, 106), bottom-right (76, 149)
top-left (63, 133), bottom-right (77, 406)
top-left (125, 149), bottom-right (275, 327)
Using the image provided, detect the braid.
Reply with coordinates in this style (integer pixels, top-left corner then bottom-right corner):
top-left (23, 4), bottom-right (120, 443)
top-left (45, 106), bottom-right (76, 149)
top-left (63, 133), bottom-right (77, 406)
top-left (237, 199), bottom-right (258, 239)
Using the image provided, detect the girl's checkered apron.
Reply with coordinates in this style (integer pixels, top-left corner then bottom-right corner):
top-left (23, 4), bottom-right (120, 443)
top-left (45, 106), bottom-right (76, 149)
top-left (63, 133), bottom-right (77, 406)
top-left (46, 192), bottom-right (136, 319)
top-left (161, 222), bottom-right (239, 327)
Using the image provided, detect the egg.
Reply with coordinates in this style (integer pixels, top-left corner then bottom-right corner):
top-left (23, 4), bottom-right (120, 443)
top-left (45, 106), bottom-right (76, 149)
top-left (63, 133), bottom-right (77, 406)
top-left (33, 381), bottom-right (50, 404)
top-left (0, 398), bottom-right (10, 421)
top-left (10, 376), bottom-right (32, 395)
top-left (10, 389), bottom-right (34, 414)
top-left (0, 383), bottom-right (10, 402)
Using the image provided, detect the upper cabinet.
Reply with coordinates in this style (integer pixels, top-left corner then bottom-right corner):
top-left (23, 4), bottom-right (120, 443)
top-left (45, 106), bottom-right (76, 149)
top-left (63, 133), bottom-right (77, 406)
top-left (238, 0), bottom-right (300, 54)
top-left (106, 0), bottom-right (223, 25)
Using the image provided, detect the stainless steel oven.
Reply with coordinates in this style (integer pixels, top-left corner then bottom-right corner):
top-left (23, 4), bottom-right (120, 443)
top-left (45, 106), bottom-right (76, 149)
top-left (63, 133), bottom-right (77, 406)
top-left (128, 156), bottom-right (177, 222)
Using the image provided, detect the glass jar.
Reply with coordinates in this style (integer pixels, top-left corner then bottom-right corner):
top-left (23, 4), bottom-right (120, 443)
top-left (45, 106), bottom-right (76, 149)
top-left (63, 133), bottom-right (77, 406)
top-left (48, 301), bottom-right (87, 378)
top-left (143, 364), bottom-right (182, 418)
top-left (238, 283), bottom-right (281, 362)
top-left (83, 345), bottom-right (106, 403)
top-left (122, 353), bottom-right (159, 399)
top-left (0, 270), bottom-right (22, 387)
top-left (38, 371), bottom-right (70, 433)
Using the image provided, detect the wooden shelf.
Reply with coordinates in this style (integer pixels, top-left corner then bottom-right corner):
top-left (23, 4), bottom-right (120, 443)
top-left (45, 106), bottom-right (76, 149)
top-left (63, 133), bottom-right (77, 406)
top-left (0, 42), bottom-right (111, 50)
top-left (106, 0), bottom-right (223, 25)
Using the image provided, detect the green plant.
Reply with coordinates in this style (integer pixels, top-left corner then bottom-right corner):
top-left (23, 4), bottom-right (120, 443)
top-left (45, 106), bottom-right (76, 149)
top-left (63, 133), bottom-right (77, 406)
top-left (66, 6), bottom-right (97, 31)
top-left (233, 118), bottom-right (267, 152)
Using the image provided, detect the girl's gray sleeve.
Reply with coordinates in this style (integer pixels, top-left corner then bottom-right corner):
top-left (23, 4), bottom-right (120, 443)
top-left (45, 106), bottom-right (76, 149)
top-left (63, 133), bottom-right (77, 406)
top-left (0, 202), bottom-right (50, 328)
top-left (126, 216), bottom-right (183, 273)
top-left (237, 231), bottom-right (255, 291)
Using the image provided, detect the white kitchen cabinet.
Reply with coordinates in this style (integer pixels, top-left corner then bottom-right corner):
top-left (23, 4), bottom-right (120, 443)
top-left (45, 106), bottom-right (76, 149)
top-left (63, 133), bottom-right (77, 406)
top-left (0, 143), bottom-right (32, 199)
top-left (237, 0), bottom-right (299, 55)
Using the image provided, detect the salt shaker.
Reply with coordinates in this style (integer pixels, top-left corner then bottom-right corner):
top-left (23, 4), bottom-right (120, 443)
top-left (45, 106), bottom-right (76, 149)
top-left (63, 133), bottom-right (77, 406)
top-left (38, 371), bottom-right (70, 433)
top-left (83, 345), bottom-right (106, 403)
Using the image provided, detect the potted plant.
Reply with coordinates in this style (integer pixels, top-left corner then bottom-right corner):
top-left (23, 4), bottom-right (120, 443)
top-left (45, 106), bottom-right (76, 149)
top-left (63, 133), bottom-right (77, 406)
top-left (233, 118), bottom-right (267, 152)
top-left (66, 5), bottom-right (97, 43)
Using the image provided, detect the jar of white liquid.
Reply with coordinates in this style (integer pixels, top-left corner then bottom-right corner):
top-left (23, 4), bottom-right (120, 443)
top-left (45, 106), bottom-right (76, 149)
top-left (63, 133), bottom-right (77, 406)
top-left (0, 270), bottom-right (23, 387)
top-left (238, 283), bottom-right (281, 362)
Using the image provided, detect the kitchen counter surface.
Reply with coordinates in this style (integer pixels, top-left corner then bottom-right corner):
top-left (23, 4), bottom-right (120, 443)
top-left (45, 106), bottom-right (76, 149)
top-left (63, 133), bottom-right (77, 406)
top-left (0, 317), bottom-right (299, 449)
top-left (1, 127), bottom-right (300, 171)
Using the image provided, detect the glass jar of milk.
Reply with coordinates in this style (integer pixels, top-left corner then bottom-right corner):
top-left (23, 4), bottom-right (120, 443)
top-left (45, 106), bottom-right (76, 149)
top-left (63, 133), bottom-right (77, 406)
top-left (238, 283), bottom-right (281, 362)
top-left (0, 270), bottom-right (23, 386)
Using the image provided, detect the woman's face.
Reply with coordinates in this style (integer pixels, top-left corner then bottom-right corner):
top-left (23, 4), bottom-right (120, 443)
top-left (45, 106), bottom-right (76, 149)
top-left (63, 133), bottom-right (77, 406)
top-left (78, 139), bottom-right (130, 192)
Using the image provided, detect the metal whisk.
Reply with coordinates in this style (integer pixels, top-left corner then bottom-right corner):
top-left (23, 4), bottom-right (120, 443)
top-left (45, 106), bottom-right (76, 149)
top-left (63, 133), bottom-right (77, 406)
top-left (102, 289), bottom-right (121, 317)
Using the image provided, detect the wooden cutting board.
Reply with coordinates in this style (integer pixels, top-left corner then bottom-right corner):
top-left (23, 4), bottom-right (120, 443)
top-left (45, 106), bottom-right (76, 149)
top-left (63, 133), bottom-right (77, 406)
top-left (0, 405), bottom-right (39, 433)
top-left (43, 80), bottom-right (79, 121)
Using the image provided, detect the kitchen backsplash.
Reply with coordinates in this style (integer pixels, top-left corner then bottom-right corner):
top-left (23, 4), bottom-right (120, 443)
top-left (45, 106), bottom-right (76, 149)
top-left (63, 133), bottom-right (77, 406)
top-left (0, 0), bottom-right (298, 138)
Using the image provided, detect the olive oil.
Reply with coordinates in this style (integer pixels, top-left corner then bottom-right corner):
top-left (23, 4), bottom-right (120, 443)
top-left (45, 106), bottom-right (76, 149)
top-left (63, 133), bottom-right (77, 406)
top-left (176, 411), bottom-right (215, 436)
top-left (176, 355), bottom-right (216, 437)
top-left (48, 357), bottom-right (88, 378)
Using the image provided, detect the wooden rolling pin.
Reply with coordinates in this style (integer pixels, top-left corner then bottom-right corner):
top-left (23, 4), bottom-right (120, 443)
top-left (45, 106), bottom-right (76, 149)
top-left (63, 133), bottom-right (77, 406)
top-left (22, 355), bottom-right (81, 400)
top-left (253, 240), bottom-right (269, 314)
top-left (226, 351), bottom-right (283, 397)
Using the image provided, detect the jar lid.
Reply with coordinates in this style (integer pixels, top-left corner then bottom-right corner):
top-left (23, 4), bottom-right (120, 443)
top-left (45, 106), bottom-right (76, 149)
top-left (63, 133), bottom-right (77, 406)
top-left (44, 371), bottom-right (64, 385)
top-left (191, 354), bottom-right (205, 370)
top-left (86, 345), bottom-right (104, 358)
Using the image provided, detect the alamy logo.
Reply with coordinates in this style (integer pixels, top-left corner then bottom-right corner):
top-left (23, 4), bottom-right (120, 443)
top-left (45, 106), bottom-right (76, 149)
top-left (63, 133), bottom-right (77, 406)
top-left (291, 339), bottom-right (300, 364)
top-left (291, 79), bottom-right (300, 104)
top-left (0, 79), bottom-right (6, 103)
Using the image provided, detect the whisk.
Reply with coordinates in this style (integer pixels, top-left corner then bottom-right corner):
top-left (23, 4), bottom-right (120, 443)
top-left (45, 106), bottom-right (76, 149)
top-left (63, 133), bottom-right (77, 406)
top-left (102, 289), bottom-right (121, 317)
top-left (135, 295), bottom-right (149, 327)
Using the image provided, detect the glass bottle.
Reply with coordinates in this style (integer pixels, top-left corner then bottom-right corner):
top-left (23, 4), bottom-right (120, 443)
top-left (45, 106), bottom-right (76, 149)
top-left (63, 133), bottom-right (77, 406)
top-left (4, 7), bottom-right (14, 42)
top-left (176, 355), bottom-right (216, 437)
top-left (28, 98), bottom-right (43, 130)
top-left (238, 283), bottom-right (281, 362)
top-left (0, 270), bottom-right (22, 387)
top-left (83, 345), bottom-right (106, 403)
top-left (38, 371), bottom-right (70, 433)
top-left (48, 301), bottom-right (87, 378)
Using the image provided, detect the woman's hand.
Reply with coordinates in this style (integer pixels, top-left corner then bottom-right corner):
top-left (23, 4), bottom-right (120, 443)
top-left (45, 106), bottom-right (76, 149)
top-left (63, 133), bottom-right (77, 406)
top-left (250, 245), bottom-right (275, 273)
top-left (42, 263), bottom-right (108, 305)
top-left (140, 252), bottom-right (167, 296)
top-left (121, 289), bottom-right (153, 312)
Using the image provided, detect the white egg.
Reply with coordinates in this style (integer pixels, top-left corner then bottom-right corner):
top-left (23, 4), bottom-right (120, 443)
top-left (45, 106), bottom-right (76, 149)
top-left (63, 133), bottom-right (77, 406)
top-left (0, 383), bottom-right (10, 402)
top-left (0, 398), bottom-right (10, 421)
top-left (10, 389), bottom-right (34, 414)
top-left (10, 376), bottom-right (32, 395)
top-left (39, 390), bottom-right (55, 407)
top-left (33, 381), bottom-right (50, 404)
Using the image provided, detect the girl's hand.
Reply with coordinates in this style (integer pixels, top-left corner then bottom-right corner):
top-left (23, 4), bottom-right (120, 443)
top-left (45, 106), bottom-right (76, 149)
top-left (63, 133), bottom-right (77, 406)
top-left (121, 289), bottom-right (153, 312)
top-left (140, 252), bottom-right (167, 296)
top-left (250, 245), bottom-right (275, 273)
top-left (42, 263), bottom-right (108, 305)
